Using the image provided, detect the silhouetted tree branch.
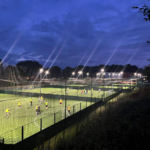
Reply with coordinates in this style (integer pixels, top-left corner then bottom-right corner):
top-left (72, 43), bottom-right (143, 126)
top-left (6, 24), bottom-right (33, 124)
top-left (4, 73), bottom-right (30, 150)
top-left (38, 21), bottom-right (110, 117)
top-left (132, 1), bottom-right (150, 43)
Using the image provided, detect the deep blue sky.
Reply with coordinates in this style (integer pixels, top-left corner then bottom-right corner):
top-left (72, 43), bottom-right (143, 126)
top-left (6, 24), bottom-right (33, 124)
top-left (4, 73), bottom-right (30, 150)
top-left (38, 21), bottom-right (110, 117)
top-left (0, 0), bottom-right (150, 69)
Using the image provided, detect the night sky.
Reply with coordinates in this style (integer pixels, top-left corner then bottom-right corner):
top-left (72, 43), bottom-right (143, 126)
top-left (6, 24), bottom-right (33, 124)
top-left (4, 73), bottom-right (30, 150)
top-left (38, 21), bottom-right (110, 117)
top-left (0, 0), bottom-right (150, 69)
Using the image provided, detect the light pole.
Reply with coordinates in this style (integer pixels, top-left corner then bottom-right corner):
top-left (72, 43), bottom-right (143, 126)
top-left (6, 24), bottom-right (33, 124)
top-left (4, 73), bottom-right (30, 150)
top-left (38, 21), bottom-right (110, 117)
top-left (45, 70), bottom-right (49, 86)
top-left (112, 73), bottom-right (114, 78)
top-left (134, 73), bottom-right (137, 78)
top-left (39, 68), bottom-right (43, 96)
top-left (97, 73), bottom-right (100, 78)
top-left (87, 73), bottom-right (89, 78)
top-left (45, 70), bottom-right (49, 79)
top-left (120, 71), bottom-right (123, 86)
top-left (78, 71), bottom-right (83, 79)
top-left (109, 73), bottom-right (110, 79)
top-left (112, 73), bottom-right (114, 92)
top-left (134, 73), bottom-right (137, 86)
top-left (101, 69), bottom-right (104, 100)
top-left (72, 72), bottom-right (75, 78)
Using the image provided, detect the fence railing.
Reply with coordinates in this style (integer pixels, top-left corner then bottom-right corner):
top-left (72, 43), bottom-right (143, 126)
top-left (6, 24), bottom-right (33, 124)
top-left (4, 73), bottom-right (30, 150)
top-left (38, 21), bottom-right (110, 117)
top-left (0, 88), bottom-right (127, 150)
top-left (0, 100), bottom-right (97, 144)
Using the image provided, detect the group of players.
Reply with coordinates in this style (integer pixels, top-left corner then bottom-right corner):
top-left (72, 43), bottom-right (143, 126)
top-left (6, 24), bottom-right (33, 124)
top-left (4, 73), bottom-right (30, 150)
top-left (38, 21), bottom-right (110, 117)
top-left (65, 87), bottom-right (104, 97)
top-left (4, 96), bottom-right (71, 118)
top-left (77, 88), bottom-right (101, 96)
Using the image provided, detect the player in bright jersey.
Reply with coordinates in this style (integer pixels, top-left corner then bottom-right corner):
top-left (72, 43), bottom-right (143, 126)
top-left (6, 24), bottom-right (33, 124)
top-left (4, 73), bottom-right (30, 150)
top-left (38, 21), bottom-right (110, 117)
top-left (30, 98), bottom-right (33, 106)
top-left (45, 101), bottom-right (48, 110)
top-left (35, 104), bottom-right (38, 115)
top-left (18, 101), bottom-right (21, 109)
top-left (92, 91), bottom-right (93, 96)
top-left (4, 107), bottom-right (10, 119)
top-left (41, 96), bottom-right (44, 102)
top-left (59, 99), bottom-right (62, 107)
top-left (67, 105), bottom-right (71, 115)
top-left (77, 90), bottom-right (79, 95)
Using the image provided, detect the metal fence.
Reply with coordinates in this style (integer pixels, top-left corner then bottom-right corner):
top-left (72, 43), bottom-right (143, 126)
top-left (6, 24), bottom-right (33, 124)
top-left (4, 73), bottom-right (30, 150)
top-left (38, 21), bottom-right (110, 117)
top-left (0, 88), bottom-right (126, 150)
top-left (0, 101), bottom-right (96, 145)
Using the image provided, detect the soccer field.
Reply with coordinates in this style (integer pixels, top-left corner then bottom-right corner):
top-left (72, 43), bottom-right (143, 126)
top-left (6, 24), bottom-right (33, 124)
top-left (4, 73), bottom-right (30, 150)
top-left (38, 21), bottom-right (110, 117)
top-left (19, 87), bottom-right (113, 98)
top-left (0, 91), bottom-right (105, 144)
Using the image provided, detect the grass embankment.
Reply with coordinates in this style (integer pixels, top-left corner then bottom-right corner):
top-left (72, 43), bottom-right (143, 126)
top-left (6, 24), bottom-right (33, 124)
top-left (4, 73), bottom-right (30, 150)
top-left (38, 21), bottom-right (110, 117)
top-left (56, 87), bottom-right (150, 150)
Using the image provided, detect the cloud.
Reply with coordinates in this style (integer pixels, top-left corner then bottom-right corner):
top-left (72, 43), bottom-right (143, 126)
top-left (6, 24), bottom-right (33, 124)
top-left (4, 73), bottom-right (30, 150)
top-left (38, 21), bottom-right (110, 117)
top-left (0, 0), bottom-right (149, 69)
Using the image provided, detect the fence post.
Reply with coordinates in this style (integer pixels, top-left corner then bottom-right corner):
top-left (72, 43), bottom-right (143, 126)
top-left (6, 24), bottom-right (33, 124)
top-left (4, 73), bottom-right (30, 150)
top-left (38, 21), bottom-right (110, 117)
top-left (73, 105), bottom-right (74, 114)
top-left (54, 113), bottom-right (56, 124)
top-left (40, 119), bottom-right (42, 131)
top-left (86, 100), bottom-right (87, 108)
top-left (22, 126), bottom-right (24, 141)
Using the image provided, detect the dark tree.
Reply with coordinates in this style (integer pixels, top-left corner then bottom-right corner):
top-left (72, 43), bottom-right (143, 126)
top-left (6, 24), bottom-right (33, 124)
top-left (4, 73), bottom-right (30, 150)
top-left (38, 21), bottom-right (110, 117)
top-left (50, 66), bottom-right (61, 78)
top-left (4, 65), bottom-right (18, 80)
top-left (62, 67), bottom-right (73, 78)
top-left (132, 1), bottom-right (150, 43)
top-left (16, 61), bottom-right (42, 79)
top-left (0, 59), bottom-right (4, 78)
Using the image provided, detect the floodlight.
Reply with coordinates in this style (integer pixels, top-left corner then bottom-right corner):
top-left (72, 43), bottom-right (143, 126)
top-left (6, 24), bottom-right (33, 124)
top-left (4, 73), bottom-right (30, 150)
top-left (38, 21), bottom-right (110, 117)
top-left (101, 69), bottom-right (104, 72)
top-left (40, 68), bottom-right (43, 73)
top-left (45, 70), bottom-right (49, 74)
top-left (78, 71), bottom-right (82, 74)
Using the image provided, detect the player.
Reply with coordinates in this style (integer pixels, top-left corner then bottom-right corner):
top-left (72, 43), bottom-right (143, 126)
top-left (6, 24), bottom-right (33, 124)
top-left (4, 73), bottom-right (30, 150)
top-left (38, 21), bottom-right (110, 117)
top-left (41, 96), bottom-right (44, 102)
top-left (99, 89), bottom-right (101, 93)
top-left (45, 101), bottom-right (48, 110)
top-left (81, 91), bottom-right (83, 95)
top-left (91, 88), bottom-right (93, 92)
top-left (67, 87), bottom-right (69, 91)
top-left (92, 91), bottom-right (93, 96)
top-left (18, 101), bottom-right (21, 109)
top-left (38, 104), bottom-right (40, 115)
top-left (35, 104), bottom-right (38, 116)
top-left (4, 107), bottom-right (10, 119)
top-left (30, 98), bottom-right (33, 106)
top-left (67, 105), bottom-right (71, 115)
top-left (66, 90), bottom-right (68, 94)
top-left (77, 90), bottom-right (79, 96)
top-left (59, 99), bottom-right (62, 107)
top-left (84, 89), bottom-right (85, 93)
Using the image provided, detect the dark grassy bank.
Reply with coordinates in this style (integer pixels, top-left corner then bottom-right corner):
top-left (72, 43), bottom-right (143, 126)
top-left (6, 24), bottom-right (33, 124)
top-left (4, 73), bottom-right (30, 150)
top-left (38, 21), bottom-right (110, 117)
top-left (56, 87), bottom-right (150, 150)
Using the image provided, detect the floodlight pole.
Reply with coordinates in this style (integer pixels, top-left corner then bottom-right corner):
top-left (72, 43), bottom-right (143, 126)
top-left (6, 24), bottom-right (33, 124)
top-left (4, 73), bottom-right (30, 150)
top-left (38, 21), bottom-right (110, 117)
top-left (39, 68), bottom-right (43, 96)
top-left (103, 73), bottom-right (104, 100)
top-left (65, 79), bottom-right (67, 119)
top-left (91, 72), bottom-right (92, 105)
top-left (40, 73), bottom-right (41, 96)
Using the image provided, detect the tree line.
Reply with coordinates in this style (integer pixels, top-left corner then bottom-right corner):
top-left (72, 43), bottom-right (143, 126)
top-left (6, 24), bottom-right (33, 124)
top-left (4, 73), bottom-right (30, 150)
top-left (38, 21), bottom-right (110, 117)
top-left (0, 59), bottom-right (147, 80)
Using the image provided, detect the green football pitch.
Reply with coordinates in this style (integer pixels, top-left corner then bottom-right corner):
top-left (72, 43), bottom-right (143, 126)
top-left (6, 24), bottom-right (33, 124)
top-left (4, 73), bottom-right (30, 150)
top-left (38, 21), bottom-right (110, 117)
top-left (18, 87), bottom-right (113, 98)
top-left (0, 89), bottom-right (109, 144)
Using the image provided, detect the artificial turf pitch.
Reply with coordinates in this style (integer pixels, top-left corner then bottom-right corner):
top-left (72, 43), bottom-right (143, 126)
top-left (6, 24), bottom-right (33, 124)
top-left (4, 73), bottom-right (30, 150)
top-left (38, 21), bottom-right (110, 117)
top-left (17, 87), bottom-right (114, 98)
top-left (0, 88), bottom-right (109, 144)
